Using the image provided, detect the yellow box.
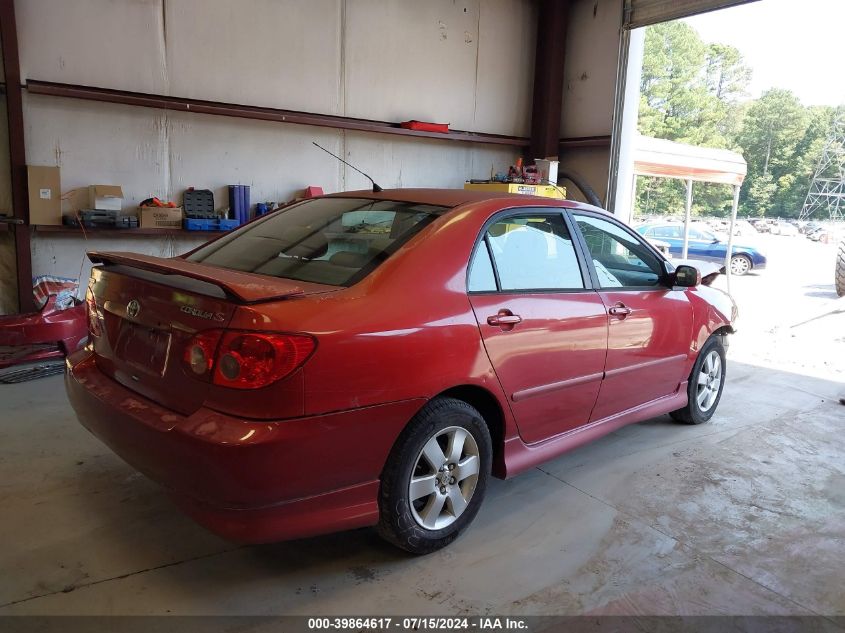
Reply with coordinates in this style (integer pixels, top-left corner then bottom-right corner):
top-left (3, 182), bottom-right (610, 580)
top-left (463, 182), bottom-right (565, 199)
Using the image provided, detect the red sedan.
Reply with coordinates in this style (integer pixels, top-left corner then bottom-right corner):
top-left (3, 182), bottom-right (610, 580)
top-left (66, 189), bottom-right (736, 554)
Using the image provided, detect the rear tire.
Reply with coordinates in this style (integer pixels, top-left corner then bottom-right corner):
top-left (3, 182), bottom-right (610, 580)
top-left (377, 397), bottom-right (492, 554)
top-left (670, 335), bottom-right (727, 425)
top-left (836, 240), bottom-right (845, 297)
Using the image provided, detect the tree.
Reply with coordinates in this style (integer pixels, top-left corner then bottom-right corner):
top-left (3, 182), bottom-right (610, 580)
top-left (705, 43), bottom-right (752, 102)
top-left (634, 22), bottom-right (837, 220)
top-left (640, 22), bottom-right (712, 144)
top-left (635, 22), bottom-right (751, 217)
top-left (736, 90), bottom-right (817, 216)
top-left (704, 44), bottom-right (751, 144)
top-left (745, 172), bottom-right (776, 217)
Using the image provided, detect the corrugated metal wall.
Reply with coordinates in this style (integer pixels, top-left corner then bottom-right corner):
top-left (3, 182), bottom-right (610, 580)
top-left (0, 0), bottom-right (539, 311)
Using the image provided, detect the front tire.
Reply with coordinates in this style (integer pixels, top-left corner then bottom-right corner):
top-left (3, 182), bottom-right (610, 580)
top-left (378, 397), bottom-right (492, 554)
top-left (836, 240), bottom-right (845, 297)
top-left (670, 335), bottom-right (727, 425)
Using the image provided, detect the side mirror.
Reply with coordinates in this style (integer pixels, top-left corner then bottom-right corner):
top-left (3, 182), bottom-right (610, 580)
top-left (711, 238), bottom-right (719, 244)
top-left (673, 264), bottom-right (701, 288)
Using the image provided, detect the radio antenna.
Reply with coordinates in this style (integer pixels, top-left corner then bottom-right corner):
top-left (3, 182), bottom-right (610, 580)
top-left (313, 142), bottom-right (383, 192)
top-left (541, 179), bottom-right (569, 201)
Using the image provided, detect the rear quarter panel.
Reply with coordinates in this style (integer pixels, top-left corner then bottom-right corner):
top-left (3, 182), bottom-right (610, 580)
top-left (229, 199), bottom-right (553, 445)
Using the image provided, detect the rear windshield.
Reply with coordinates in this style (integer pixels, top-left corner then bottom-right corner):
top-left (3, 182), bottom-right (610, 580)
top-left (186, 197), bottom-right (446, 286)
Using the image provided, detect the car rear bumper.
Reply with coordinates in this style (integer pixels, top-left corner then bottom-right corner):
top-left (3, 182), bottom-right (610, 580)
top-left (65, 350), bottom-right (425, 543)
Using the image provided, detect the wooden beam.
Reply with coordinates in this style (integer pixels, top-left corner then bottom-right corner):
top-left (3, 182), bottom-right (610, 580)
top-left (0, 0), bottom-right (35, 313)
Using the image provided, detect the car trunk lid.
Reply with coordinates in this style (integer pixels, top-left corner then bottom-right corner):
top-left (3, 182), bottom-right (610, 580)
top-left (86, 251), bottom-right (334, 417)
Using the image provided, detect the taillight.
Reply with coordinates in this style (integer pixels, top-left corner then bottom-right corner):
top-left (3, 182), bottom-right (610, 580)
top-left (183, 330), bottom-right (315, 390)
top-left (184, 330), bottom-right (222, 376)
top-left (85, 288), bottom-right (102, 337)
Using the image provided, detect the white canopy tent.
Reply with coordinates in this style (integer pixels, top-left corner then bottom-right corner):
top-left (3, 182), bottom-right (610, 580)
top-left (633, 135), bottom-right (748, 291)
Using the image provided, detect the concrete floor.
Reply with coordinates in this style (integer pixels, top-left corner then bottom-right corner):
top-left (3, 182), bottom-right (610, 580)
top-left (1, 235), bottom-right (843, 617)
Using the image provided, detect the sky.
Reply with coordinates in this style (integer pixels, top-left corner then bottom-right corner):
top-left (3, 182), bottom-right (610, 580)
top-left (682, 0), bottom-right (845, 107)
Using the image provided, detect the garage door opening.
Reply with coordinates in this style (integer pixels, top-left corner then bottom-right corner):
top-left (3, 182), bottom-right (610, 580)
top-left (611, 0), bottom-right (845, 384)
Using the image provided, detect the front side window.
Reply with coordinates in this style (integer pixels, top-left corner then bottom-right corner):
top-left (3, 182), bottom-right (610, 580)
top-left (482, 214), bottom-right (584, 291)
top-left (187, 198), bottom-right (445, 286)
top-left (573, 214), bottom-right (663, 288)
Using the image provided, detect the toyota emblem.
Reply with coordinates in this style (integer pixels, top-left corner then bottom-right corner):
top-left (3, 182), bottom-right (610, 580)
top-left (126, 299), bottom-right (141, 319)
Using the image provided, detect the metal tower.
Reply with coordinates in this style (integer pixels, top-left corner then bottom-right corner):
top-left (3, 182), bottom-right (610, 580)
top-left (800, 112), bottom-right (845, 221)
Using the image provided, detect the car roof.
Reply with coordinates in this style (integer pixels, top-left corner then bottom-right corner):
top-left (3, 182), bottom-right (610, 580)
top-left (323, 187), bottom-right (604, 212)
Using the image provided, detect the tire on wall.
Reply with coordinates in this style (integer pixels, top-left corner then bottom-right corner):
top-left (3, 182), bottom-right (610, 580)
top-left (670, 334), bottom-right (727, 425)
top-left (378, 397), bottom-right (492, 554)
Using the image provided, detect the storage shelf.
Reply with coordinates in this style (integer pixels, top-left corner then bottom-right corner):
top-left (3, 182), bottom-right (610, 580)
top-left (33, 225), bottom-right (229, 237)
top-left (26, 79), bottom-right (531, 148)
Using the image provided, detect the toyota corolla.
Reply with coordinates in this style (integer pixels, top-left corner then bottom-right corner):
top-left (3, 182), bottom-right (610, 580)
top-left (67, 189), bottom-right (736, 554)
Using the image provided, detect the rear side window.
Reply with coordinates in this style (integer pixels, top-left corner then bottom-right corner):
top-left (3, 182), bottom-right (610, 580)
top-left (689, 226), bottom-right (715, 241)
top-left (468, 243), bottom-right (497, 292)
top-left (478, 214), bottom-right (584, 291)
top-left (187, 198), bottom-right (445, 286)
top-left (653, 225), bottom-right (682, 239)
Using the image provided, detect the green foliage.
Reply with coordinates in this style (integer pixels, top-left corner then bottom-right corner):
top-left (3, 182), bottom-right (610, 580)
top-left (639, 22), bottom-right (730, 148)
top-left (635, 22), bottom-right (838, 219)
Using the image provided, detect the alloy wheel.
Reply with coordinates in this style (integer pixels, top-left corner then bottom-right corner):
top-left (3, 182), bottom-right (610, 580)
top-left (730, 255), bottom-right (750, 275)
top-left (696, 350), bottom-right (722, 412)
top-left (409, 426), bottom-right (480, 530)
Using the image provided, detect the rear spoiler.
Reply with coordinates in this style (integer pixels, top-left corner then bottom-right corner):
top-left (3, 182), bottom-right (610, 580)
top-left (87, 251), bottom-right (305, 304)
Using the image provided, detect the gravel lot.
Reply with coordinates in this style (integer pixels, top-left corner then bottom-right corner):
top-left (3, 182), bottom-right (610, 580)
top-left (708, 232), bottom-right (844, 383)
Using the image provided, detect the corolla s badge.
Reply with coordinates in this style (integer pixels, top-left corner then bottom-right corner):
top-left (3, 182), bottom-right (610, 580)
top-left (126, 299), bottom-right (141, 319)
top-left (180, 305), bottom-right (226, 322)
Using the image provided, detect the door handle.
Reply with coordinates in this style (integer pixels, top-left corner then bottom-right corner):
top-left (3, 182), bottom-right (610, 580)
top-left (608, 304), bottom-right (632, 317)
top-left (487, 309), bottom-right (522, 329)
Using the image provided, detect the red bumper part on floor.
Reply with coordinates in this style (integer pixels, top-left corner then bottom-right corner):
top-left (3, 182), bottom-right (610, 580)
top-left (0, 296), bottom-right (87, 369)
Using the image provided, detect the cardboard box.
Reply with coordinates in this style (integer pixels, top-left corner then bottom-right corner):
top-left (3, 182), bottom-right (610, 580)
top-left (139, 206), bottom-right (183, 229)
top-left (28, 166), bottom-right (62, 225)
top-left (534, 158), bottom-right (559, 185)
top-left (89, 185), bottom-right (124, 211)
top-left (63, 188), bottom-right (89, 217)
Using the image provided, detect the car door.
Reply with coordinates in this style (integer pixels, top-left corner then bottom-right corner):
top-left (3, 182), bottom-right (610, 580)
top-left (687, 227), bottom-right (722, 262)
top-left (467, 211), bottom-right (608, 444)
top-left (570, 212), bottom-right (694, 422)
top-left (650, 225), bottom-right (683, 256)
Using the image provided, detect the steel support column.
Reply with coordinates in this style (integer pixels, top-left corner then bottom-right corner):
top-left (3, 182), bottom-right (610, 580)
top-left (682, 178), bottom-right (693, 259)
top-left (724, 184), bottom-right (740, 294)
top-left (0, 0), bottom-right (34, 313)
top-left (529, 0), bottom-right (569, 162)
